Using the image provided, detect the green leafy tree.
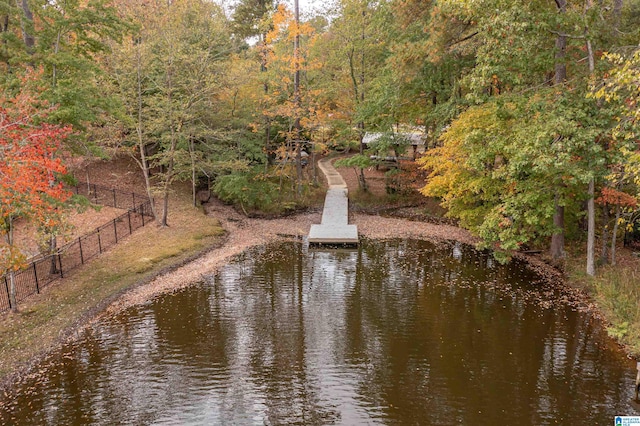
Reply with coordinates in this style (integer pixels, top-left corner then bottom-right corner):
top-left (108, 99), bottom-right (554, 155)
top-left (367, 0), bottom-right (473, 144)
top-left (231, 0), bottom-right (276, 167)
top-left (311, 0), bottom-right (392, 145)
top-left (415, 0), bottom-right (640, 267)
top-left (231, 0), bottom-right (274, 40)
top-left (593, 47), bottom-right (640, 264)
top-left (106, 0), bottom-right (235, 225)
top-left (1, 0), bottom-right (129, 136)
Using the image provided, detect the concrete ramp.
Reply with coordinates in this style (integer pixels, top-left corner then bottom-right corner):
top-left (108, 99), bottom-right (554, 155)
top-left (308, 159), bottom-right (359, 245)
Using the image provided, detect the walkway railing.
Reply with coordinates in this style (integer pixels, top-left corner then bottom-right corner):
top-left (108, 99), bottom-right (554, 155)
top-left (1, 185), bottom-right (154, 313)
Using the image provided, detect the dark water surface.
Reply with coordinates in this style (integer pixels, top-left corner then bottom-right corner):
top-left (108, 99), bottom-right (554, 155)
top-left (1, 239), bottom-right (637, 425)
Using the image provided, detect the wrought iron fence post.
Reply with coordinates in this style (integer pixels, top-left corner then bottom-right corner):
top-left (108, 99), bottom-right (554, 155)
top-left (98, 229), bottom-right (102, 253)
top-left (113, 219), bottom-right (118, 243)
top-left (58, 254), bottom-right (64, 279)
top-left (4, 275), bottom-right (11, 310)
top-left (33, 263), bottom-right (39, 294)
top-left (127, 211), bottom-right (132, 235)
top-left (141, 203), bottom-right (145, 226)
top-left (78, 237), bottom-right (84, 264)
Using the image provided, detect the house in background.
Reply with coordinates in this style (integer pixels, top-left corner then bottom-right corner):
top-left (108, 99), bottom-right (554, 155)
top-left (361, 132), bottom-right (426, 160)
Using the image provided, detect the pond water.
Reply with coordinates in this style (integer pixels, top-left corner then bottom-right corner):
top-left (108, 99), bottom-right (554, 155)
top-left (0, 239), bottom-right (637, 425)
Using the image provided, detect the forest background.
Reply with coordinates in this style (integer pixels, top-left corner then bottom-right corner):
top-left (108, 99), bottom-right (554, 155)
top-left (2, 0), bottom-right (640, 347)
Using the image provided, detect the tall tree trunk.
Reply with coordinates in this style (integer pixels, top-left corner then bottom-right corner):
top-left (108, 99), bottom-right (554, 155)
top-left (294, 0), bottom-right (303, 195)
top-left (600, 204), bottom-right (609, 264)
top-left (611, 204), bottom-right (621, 266)
top-left (359, 8), bottom-right (366, 154)
top-left (585, 0), bottom-right (596, 276)
top-left (52, 30), bottom-right (62, 87)
top-left (52, 0), bottom-right (67, 88)
top-left (85, 169), bottom-right (91, 193)
top-left (347, 47), bottom-right (365, 154)
top-left (551, 196), bottom-right (566, 259)
top-left (554, 38), bottom-right (567, 83)
top-left (49, 236), bottom-right (58, 274)
top-left (1, 14), bottom-right (7, 36)
top-left (348, 47), bottom-right (366, 156)
top-left (265, 116), bottom-right (271, 170)
top-left (1, 14), bottom-right (9, 69)
top-left (161, 139), bottom-right (176, 227)
top-left (162, 187), bottom-right (170, 227)
top-left (613, 0), bottom-right (623, 31)
top-left (311, 143), bottom-right (317, 185)
top-left (260, 34), bottom-right (271, 169)
top-left (6, 216), bottom-right (17, 312)
top-left (8, 270), bottom-right (17, 312)
top-left (428, 92), bottom-right (438, 149)
top-left (189, 136), bottom-right (197, 207)
top-left (360, 169), bottom-right (368, 192)
top-left (15, 0), bottom-right (34, 52)
top-left (355, 167), bottom-right (367, 192)
top-left (587, 178), bottom-right (596, 276)
top-left (135, 43), bottom-right (158, 221)
top-left (160, 58), bottom-right (177, 227)
top-left (348, 47), bottom-right (359, 107)
top-left (550, 0), bottom-right (567, 260)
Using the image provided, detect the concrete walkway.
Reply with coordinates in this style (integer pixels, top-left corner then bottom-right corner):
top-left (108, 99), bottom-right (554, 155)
top-left (308, 158), bottom-right (359, 245)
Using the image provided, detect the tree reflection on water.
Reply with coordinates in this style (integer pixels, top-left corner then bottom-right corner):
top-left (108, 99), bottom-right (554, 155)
top-left (0, 239), bottom-right (636, 425)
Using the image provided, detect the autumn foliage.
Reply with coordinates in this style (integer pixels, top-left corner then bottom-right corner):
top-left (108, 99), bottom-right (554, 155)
top-left (0, 72), bottom-right (72, 273)
top-left (596, 187), bottom-right (638, 208)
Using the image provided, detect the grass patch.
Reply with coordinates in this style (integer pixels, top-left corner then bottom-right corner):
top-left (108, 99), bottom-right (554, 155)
top-left (0, 185), bottom-right (224, 384)
top-left (567, 253), bottom-right (640, 356)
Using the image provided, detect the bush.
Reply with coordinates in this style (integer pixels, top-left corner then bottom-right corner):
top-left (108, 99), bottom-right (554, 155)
top-left (213, 168), bottom-right (321, 215)
top-left (213, 171), bottom-right (279, 213)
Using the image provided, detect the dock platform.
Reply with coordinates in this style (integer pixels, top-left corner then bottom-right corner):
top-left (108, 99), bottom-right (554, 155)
top-left (308, 159), bottom-right (359, 245)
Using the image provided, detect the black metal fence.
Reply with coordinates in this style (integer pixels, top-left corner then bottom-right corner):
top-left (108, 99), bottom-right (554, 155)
top-left (1, 185), bottom-right (154, 313)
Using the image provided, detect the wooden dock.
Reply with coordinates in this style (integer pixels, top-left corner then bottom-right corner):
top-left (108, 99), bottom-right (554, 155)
top-left (308, 159), bottom-right (359, 245)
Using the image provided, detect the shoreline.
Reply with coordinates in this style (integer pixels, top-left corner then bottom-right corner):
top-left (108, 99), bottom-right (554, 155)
top-left (103, 200), bottom-right (480, 316)
top-left (108, 205), bottom-right (605, 327)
